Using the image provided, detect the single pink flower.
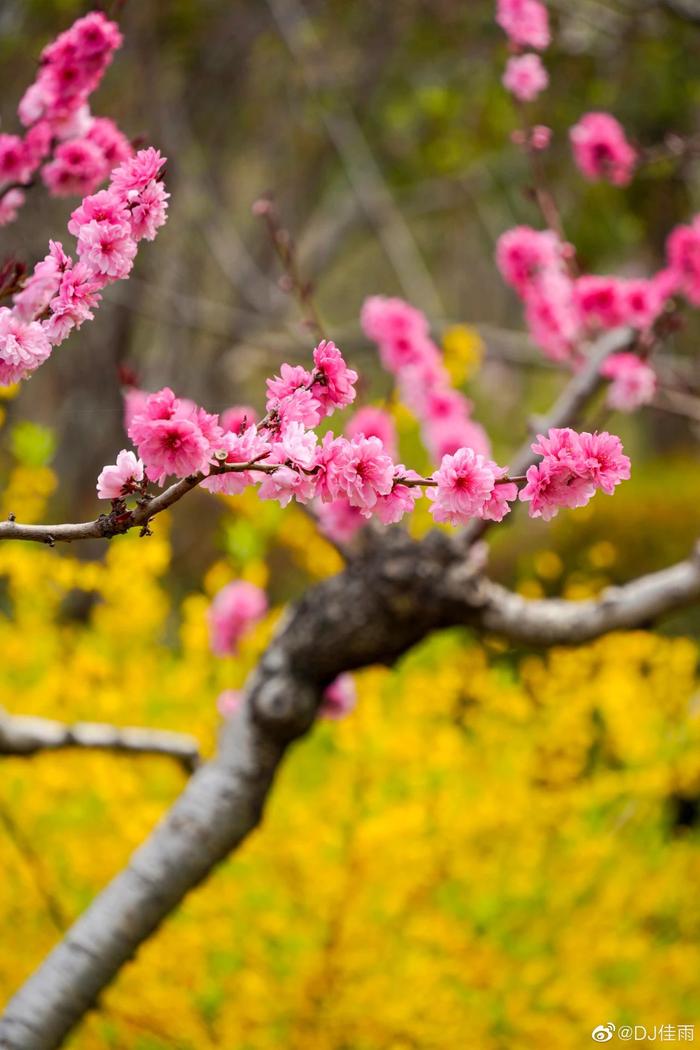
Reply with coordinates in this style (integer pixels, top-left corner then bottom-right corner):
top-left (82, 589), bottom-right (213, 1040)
top-left (496, 226), bottom-right (566, 297)
top-left (208, 581), bottom-right (267, 656)
top-left (221, 405), bottom-right (257, 434)
top-left (0, 307), bottom-right (52, 384)
top-left (496, 0), bottom-right (550, 50)
top-left (320, 674), bottom-right (356, 720)
top-left (135, 416), bottom-right (210, 484)
top-left (570, 112), bottom-right (637, 187)
top-left (76, 218), bottom-right (137, 279)
top-left (601, 352), bottom-right (657, 412)
top-left (110, 148), bottom-right (166, 197)
top-left (578, 430), bottom-right (631, 495)
top-left (315, 496), bottom-right (365, 543)
top-left (217, 689), bottom-right (243, 719)
top-left (311, 340), bottom-right (358, 415)
top-left (502, 53), bottom-right (549, 102)
top-left (427, 447), bottom-right (499, 525)
top-left (574, 275), bottom-right (625, 330)
top-left (96, 449), bottom-right (144, 499)
top-left (666, 218), bottom-right (700, 305)
top-left (373, 468), bottom-right (422, 525)
top-left (345, 406), bottom-right (398, 459)
top-left (333, 435), bottom-right (395, 511)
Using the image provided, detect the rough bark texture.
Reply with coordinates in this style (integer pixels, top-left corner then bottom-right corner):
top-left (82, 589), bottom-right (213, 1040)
top-left (2, 527), bottom-right (700, 1049)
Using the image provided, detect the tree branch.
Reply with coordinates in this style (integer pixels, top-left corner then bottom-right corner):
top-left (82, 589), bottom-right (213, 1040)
top-left (2, 529), bottom-right (700, 1049)
top-left (0, 710), bottom-right (200, 773)
top-left (0, 462), bottom-right (276, 546)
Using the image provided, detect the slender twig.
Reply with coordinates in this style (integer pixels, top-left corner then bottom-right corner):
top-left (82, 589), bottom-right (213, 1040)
top-left (0, 708), bottom-right (201, 773)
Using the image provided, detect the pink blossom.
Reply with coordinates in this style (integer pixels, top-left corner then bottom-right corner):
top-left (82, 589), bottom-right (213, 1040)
top-left (13, 244), bottom-right (68, 321)
top-left (76, 219), bottom-right (137, 279)
top-left (217, 690), bottom-right (243, 719)
top-left (258, 465), bottom-right (317, 508)
top-left (267, 363), bottom-right (313, 402)
top-left (68, 188), bottom-right (128, 235)
top-left (255, 422), bottom-right (318, 506)
top-left (134, 416), bottom-right (211, 485)
top-left (601, 352), bottom-right (657, 412)
top-left (265, 363), bottom-right (321, 429)
top-left (128, 179), bottom-right (170, 241)
top-left (666, 218), bottom-right (700, 305)
top-left (496, 0), bottom-right (550, 50)
top-left (496, 226), bottom-right (566, 297)
top-left (315, 496), bottom-right (365, 543)
top-left (23, 122), bottom-right (52, 166)
top-left (221, 405), bottom-right (257, 434)
top-left (531, 124), bottom-right (552, 150)
top-left (570, 112), bottom-right (637, 187)
top-left (0, 307), bottom-right (52, 384)
top-left (574, 275), bottom-right (625, 330)
top-left (320, 675), bottom-right (356, 720)
top-left (427, 448), bottom-right (500, 525)
top-left (0, 134), bottom-right (33, 184)
top-left (360, 295), bottom-right (429, 349)
top-left (502, 54), bottom-right (549, 102)
top-left (208, 581), bottom-right (267, 657)
top-left (96, 449), bottom-right (144, 499)
top-left (110, 148), bottom-right (166, 197)
top-left (44, 261), bottom-right (103, 344)
top-left (373, 468), bottom-right (422, 525)
top-left (524, 270), bottom-right (581, 361)
top-left (425, 417), bottom-right (491, 462)
top-left (578, 430), bottom-right (631, 495)
top-left (621, 278), bottom-right (668, 330)
top-left (519, 458), bottom-right (594, 520)
top-left (41, 139), bottom-right (106, 197)
top-left (311, 340), bottom-right (358, 415)
top-left (86, 117), bottom-right (132, 170)
top-left (70, 11), bottom-right (123, 59)
top-left (519, 427), bottom-right (630, 519)
top-left (0, 189), bottom-right (25, 226)
top-left (345, 406), bottom-right (398, 458)
top-left (482, 479), bottom-right (519, 522)
top-left (201, 425), bottom-right (271, 496)
top-left (123, 388), bottom-right (150, 433)
top-left (332, 436), bottom-right (395, 511)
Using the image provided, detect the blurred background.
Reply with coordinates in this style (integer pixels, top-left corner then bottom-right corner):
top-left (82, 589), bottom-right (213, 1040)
top-left (2, 1), bottom-right (700, 1047)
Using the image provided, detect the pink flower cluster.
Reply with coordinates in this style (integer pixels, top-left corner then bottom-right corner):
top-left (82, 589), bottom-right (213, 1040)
top-left (496, 226), bottom-right (672, 361)
top-left (496, 1), bottom-right (550, 108)
top-left (100, 329), bottom-right (632, 535)
top-left (0, 148), bottom-right (168, 385)
top-left (600, 353), bottom-right (657, 413)
top-left (208, 581), bottom-right (268, 657)
top-left (519, 428), bottom-right (630, 520)
top-left (117, 341), bottom-right (425, 530)
top-left (570, 112), bottom-right (637, 187)
top-left (0, 12), bottom-right (132, 225)
top-left (360, 296), bottom-right (490, 462)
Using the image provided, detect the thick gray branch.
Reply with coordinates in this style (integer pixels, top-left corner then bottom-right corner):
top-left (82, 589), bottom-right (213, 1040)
top-left (467, 548), bottom-right (700, 645)
top-left (2, 531), bottom-right (700, 1049)
top-left (0, 710), bottom-right (200, 772)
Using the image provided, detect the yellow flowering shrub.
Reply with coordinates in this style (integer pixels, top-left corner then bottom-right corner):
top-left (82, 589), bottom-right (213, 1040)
top-left (1, 449), bottom-right (700, 1048)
